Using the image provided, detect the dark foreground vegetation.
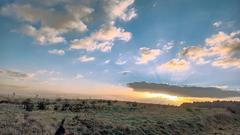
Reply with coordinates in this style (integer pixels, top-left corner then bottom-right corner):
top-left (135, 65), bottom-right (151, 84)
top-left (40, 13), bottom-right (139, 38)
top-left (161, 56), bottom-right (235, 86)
top-left (0, 96), bottom-right (240, 135)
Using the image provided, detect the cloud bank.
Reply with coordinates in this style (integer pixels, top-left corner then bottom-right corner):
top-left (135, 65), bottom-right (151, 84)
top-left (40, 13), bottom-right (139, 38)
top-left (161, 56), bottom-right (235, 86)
top-left (128, 82), bottom-right (240, 98)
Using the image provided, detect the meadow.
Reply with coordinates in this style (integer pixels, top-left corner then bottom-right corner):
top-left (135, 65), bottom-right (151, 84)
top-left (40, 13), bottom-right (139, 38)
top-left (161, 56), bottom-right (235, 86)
top-left (0, 95), bottom-right (240, 135)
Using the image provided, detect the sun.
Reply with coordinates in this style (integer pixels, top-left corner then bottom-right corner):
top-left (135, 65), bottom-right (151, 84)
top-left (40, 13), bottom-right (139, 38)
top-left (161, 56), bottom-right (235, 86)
top-left (144, 92), bottom-right (178, 101)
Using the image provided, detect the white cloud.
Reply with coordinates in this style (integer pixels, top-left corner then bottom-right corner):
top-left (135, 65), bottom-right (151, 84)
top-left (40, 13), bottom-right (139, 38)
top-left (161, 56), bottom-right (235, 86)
top-left (180, 31), bottom-right (240, 69)
top-left (120, 8), bottom-right (137, 21)
top-left (213, 21), bottom-right (222, 28)
top-left (78, 55), bottom-right (95, 62)
top-left (162, 41), bottom-right (174, 52)
top-left (48, 49), bottom-right (65, 55)
top-left (70, 24), bottom-right (131, 52)
top-left (157, 58), bottom-right (190, 73)
top-left (21, 25), bottom-right (65, 44)
top-left (74, 74), bottom-right (84, 79)
top-left (205, 31), bottom-right (232, 46)
top-left (179, 46), bottom-right (209, 65)
top-left (136, 47), bottom-right (161, 64)
top-left (104, 0), bottom-right (137, 22)
top-left (104, 59), bottom-right (111, 64)
top-left (116, 58), bottom-right (127, 65)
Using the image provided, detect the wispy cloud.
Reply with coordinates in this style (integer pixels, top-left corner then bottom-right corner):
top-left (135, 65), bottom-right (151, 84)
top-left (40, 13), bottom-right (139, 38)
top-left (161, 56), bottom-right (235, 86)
top-left (78, 55), bottom-right (95, 62)
top-left (48, 49), bottom-right (65, 55)
top-left (213, 21), bottom-right (222, 28)
top-left (74, 74), bottom-right (84, 79)
top-left (116, 58), bottom-right (127, 65)
top-left (0, 68), bottom-right (34, 80)
top-left (119, 70), bottom-right (131, 75)
top-left (104, 59), bottom-right (111, 64)
top-left (162, 41), bottom-right (174, 52)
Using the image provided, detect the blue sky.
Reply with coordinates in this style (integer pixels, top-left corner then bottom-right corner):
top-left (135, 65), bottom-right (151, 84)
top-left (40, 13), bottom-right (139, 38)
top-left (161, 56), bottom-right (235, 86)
top-left (0, 0), bottom-right (240, 97)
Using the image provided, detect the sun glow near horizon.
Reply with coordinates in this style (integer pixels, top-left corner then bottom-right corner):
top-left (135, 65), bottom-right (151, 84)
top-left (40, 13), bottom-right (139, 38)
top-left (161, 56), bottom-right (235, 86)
top-left (144, 92), bottom-right (178, 101)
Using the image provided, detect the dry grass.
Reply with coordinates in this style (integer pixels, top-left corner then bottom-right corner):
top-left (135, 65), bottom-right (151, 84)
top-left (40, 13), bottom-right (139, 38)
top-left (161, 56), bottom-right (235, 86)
top-left (0, 96), bottom-right (240, 135)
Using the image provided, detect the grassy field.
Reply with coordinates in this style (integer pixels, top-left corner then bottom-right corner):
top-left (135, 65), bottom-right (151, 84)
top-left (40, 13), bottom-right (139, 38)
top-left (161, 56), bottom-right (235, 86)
top-left (0, 96), bottom-right (240, 135)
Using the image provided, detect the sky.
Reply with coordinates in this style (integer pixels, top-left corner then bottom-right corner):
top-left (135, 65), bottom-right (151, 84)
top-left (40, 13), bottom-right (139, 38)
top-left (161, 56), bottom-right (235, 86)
top-left (0, 0), bottom-right (240, 105)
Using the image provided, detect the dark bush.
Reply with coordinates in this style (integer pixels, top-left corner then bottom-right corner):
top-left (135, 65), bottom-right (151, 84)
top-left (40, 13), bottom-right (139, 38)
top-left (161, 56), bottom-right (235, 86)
top-left (107, 100), bottom-right (112, 106)
top-left (54, 104), bottom-right (61, 111)
top-left (37, 101), bottom-right (47, 110)
top-left (61, 102), bottom-right (70, 111)
top-left (22, 98), bottom-right (34, 111)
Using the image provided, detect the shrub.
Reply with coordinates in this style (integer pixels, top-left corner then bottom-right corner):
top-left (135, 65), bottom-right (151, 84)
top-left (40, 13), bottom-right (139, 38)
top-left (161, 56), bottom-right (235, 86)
top-left (107, 100), bottom-right (112, 106)
top-left (61, 102), bottom-right (70, 111)
top-left (54, 104), bottom-right (61, 111)
top-left (22, 98), bottom-right (34, 111)
top-left (186, 108), bottom-right (193, 112)
top-left (37, 101), bottom-right (47, 110)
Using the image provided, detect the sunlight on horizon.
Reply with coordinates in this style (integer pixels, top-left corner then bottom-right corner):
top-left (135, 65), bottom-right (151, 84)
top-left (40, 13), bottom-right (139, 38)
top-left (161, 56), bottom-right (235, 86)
top-left (144, 92), bottom-right (178, 101)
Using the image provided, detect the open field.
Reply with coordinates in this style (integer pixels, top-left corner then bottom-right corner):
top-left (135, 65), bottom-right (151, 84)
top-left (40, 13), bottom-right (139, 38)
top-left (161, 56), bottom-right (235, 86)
top-left (0, 96), bottom-right (240, 135)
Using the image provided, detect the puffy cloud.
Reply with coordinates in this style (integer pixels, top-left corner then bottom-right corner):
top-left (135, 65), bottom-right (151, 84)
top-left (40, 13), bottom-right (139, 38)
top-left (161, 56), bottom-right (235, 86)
top-left (1, 0), bottom-right (136, 47)
top-left (136, 47), bottom-right (161, 64)
top-left (1, 2), bottom-right (91, 44)
top-left (48, 49), bottom-right (65, 55)
top-left (179, 46), bottom-right (209, 65)
top-left (213, 21), bottom-right (222, 28)
top-left (78, 55), bottom-right (95, 62)
top-left (205, 31), bottom-right (234, 46)
top-left (70, 25), bottom-right (131, 52)
top-left (158, 58), bottom-right (190, 72)
top-left (1, 3), bottom-right (91, 32)
top-left (180, 31), bottom-right (240, 68)
top-left (128, 81), bottom-right (240, 98)
top-left (21, 25), bottom-right (65, 44)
